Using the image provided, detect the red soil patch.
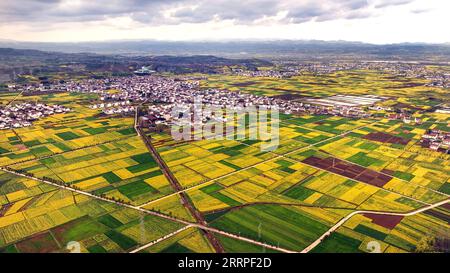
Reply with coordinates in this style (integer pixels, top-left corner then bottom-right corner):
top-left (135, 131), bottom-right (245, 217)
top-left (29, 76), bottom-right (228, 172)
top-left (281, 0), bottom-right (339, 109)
top-left (302, 156), bottom-right (391, 187)
top-left (381, 169), bottom-right (395, 176)
top-left (363, 132), bottom-right (410, 145)
top-left (231, 81), bottom-right (257, 87)
top-left (441, 203), bottom-right (450, 211)
top-left (15, 144), bottom-right (27, 151)
top-left (423, 209), bottom-right (450, 224)
top-left (271, 93), bottom-right (312, 101)
top-left (0, 203), bottom-right (13, 217)
top-left (362, 213), bottom-right (404, 229)
top-left (15, 232), bottom-right (60, 253)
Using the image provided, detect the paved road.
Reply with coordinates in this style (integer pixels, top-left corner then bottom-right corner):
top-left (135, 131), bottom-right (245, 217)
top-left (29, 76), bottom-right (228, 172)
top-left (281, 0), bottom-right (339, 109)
top-left (6, 90), bottom-right (24, 106)
top-left (3, 167), bottom-right (447, 254)
top-left (134, 107), bottom-right (141, 137)
top-left (316, 151), bottom-right (449, 199)
top-left (217, 119), bottom-right (440, 206)
top-left (0, 167), bottom-right (295, 253)
top-left (137, 127), bottom-right (225, 253)
top-left (129, 225), bottom-right (192, 253)
top-left (3, 135), bottom-right (132, 168)
top-left (138, 120), bottom-right (382, 209)
top-left (301, 198), bottom-right (450, 253)
top-left (0, 167), bottom-right (192, 224)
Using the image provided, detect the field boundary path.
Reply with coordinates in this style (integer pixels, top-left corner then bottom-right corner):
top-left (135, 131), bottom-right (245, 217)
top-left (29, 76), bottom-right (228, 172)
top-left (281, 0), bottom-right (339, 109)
top-left (216, 120), bottom-right (443, 206)
top-left (137, 119), bottom-right (437, 210)
top-left (129, 225), bottom-right (193, 253)
top-left (301, 198), bottom-right (450, 253)
top-left (136, 126), bottom-right (225, 253)
top-left (0, 167), bottom-right (295, 253)
top-left (2, 166), bottom-right (447, 254)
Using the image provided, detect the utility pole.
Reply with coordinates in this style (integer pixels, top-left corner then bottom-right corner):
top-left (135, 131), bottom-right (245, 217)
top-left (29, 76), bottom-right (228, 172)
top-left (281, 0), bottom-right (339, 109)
top-left (258, 222), bottom-right (262, 239)
top-left (72, 191), bottom-right (77, 205)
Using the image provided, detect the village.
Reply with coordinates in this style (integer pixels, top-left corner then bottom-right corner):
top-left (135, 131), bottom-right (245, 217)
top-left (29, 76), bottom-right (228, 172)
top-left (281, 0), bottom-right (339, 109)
top-left (3, 75), bottom-right (433, 127)
top-left (0, 103), bottom-right (70, 129)
top-left (420, 129), bottom-right (450, 154)
top-left (3, 72), bottom-right (448, 155)
top-left (76, 76), bottom-right (383, 122)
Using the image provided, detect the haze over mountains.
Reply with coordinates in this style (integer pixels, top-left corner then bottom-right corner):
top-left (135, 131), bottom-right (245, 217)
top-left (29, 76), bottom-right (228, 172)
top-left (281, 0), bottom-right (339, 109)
top-left (1, 40), bottom-right (450, 61)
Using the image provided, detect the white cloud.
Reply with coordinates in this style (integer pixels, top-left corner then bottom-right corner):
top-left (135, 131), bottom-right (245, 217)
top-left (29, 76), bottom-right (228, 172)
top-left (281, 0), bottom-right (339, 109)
top-left (0, 0), bottom-right (448, 44)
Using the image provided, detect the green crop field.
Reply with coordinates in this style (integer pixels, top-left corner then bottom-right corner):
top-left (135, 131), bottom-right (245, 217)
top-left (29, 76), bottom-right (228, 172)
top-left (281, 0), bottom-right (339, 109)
top-left (1, 65), bottom-right (449, 254)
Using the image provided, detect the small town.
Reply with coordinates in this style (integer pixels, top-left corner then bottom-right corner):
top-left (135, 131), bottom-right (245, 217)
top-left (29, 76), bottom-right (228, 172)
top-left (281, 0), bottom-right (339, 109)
top-left (0, 103), bottom-right (70, 129)
top-left (3, 74), bottom-right (436, 128)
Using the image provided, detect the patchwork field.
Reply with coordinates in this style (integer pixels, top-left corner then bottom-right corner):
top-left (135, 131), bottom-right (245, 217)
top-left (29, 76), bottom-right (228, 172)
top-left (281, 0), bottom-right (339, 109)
top-left (1, 69), bottom-right (448, 253)
top-left (313, 206), bottom-right (450, 253)
top-left (0, 172), bottom-right (184, 253)
top-left (11, 136), bottom-right (174, 205)
top-left (203, 70), bottom-right (449, 104)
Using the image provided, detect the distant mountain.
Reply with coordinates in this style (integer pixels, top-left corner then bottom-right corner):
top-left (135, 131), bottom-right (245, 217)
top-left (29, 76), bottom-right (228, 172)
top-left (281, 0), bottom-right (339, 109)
top-left (0, 48), bottom-right (272, 83)
top-left (0, 40), bottom-right (450, 61)
top-left (0, 47), bottom-right (270, 67)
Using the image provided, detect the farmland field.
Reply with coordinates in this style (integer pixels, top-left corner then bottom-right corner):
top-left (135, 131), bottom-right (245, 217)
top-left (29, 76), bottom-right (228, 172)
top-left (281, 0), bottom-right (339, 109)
top-left (1, 67), bottom-right (449, 254)
top-left (2, 0), bottom-right (450, 259)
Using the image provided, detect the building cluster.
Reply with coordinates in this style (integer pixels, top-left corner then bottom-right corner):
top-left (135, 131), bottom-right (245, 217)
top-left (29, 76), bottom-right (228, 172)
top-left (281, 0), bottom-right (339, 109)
top-left (424, 73), bottom-right (450, 89)
top-left (102, 106), bottom-right (135, 115)
top-left (133, 66), bottom-right (156, 76)
top-left (228, 61), bottom-right (450, 88)
top-left (230, 68), bottom-right (298, 78)
top-left (7, 60), bottom-right (450, 95)
top-left (435, 107), bottom-right (450, 114)
top-left (305, 95), bottom-right (385, 107)
top-left (273, 61), bottom-right (365, 75)
top-left (386, 113), bottom-right (422, 124)
top-left (142, 89), bottom-right (380, 127)
top-left (90, 101), bottom-right (131, 109)
top-left (37, 75), bottom-right (381, 126)
top-left (0, 103), bottom-right (70, 129)
top-left (5, 72), bottom-right (446, 135)
top-left (8, 78), bottom-right (114, 94)
top-left (89, 101), bottom-right (134, 115)
top-left (420, 129), bottom-right (450, 153)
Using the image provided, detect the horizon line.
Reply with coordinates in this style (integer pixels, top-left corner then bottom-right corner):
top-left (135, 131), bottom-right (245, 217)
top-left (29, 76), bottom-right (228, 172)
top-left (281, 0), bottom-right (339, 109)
top-left (1, 38), bottom-right (450, 46)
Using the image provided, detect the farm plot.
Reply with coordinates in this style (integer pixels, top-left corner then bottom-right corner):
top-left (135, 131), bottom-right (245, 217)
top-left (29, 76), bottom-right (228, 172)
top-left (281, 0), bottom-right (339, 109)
top-left (215, 234), bottom-right (281, 253)
top-left (181, 152), bottom-right (425, 215)
top-left (203, 70), bottom-right (441, 100)
top-left (0, 173), bottom-right (184, 253)
top-left (137, 227), bottom-right (215, 253)
top-left (287, 148), bottom-right (447, 204)
top-left (314, 208), bottom-right (449, 253)
top-left (157, 137), bottom-right (276, 188)
top-left (13, 116), bottom-right (135, 154)
top-left (300, 116), bottom-right (374, 135)
top-left (0, 130), bottom-right (36, 166)
top-left (12, 137), bottom-right (173, 205)
top-left (142, 194), bottom-right (195, 222)
top-left (315, 124), bottom-right (450, 194)
top-left (208, 204), bottom-right (344, 251)
top-left (182, 157), bottom-right (357, 214)
top-left (0, 114), bottom-right (135, 168)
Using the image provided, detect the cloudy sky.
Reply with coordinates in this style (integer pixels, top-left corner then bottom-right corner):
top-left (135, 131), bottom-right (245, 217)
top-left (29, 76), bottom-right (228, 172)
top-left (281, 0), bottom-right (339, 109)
top-left (0, 0), bottom-right (448, 44)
